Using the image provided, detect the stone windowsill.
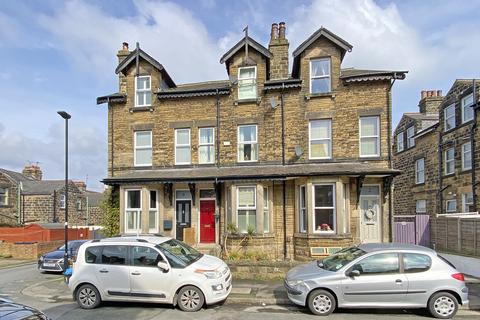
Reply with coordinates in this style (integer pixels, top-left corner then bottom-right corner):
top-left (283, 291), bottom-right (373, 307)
top-left (305, 92), bottom-right (335, 100)
top-left (234, 98), bottom-right (260, 105)
top-left (294, 232), bottom-right (352, 239)
top-left (129, 106), bottom-right (155, 113)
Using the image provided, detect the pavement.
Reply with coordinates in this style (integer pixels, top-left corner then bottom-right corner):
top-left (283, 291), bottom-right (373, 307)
top-left (0, 258), bottom-right (37, 269)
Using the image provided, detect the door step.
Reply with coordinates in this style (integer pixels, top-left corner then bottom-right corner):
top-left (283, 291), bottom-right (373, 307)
top-left (194, 244), bottom-right (221, 257)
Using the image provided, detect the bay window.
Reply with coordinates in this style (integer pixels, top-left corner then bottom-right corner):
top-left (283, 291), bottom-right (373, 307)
top-left (263, 187), bottom-right (269, 233)
top-left (238, 125), bottom-right (258, 162)
top-left (134, 131), bottom-right (152, 166)
top-left (238, 66), bottom-right (257, 100)
top-left (309, 119), bottom-right (332, 159)
top-left (199, 127), bottom-right (215, 164)
top-left (126, 190), bottom-right (142, 233)
top-left (149, 190), bottom-right (158, 233)
top-left (359, 116), bottom-right (380, 157)
top-left (299, 185), bottom-right (307, 233)
top-left (175, 128), bottom-right (191, 165)
top-left (313, 184), bottom-right (335, 233)
top-left (310, 58), bottom-right (331, 94)
top-left (237, 186), bottom-right (256, 233)
top-left (135, 75), bottom-right (151, 107)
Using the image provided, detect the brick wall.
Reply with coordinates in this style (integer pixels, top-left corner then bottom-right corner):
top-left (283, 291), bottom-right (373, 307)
top-left (0, 240), bottom-right (64, 259)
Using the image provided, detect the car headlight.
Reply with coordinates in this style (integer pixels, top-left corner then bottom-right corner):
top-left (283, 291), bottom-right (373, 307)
top-left (286, 279), bottom-right (304, 287)
top-left (195, 269), bottom-right (223, 279)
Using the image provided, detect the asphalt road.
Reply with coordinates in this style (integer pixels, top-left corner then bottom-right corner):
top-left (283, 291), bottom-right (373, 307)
top-left (1, 263), bottom-right (480, 320)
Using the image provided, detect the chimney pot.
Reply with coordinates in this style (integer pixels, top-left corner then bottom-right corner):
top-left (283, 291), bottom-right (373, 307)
top-left (122, 42), bottom-right (129, 51)
top-left (437, 90), bottom-right (442, 96)
top-left (421, 90), bottom-right (427, 99)
top-left (271, 23), bottom-right (278, 41)
top-left (278, 22), bottom-right (286, 39)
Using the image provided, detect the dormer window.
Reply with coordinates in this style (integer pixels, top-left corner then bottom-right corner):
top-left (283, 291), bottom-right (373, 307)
top-left (135, 75), bottom-right (151, 107)
top-left (238, 66), bottom-right (257, 100)
top-left (310, 58), bottom-right (331, 94)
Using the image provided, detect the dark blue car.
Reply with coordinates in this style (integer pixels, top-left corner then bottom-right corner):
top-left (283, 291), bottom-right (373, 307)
top-left (37, 240), bottom-right (88, 272)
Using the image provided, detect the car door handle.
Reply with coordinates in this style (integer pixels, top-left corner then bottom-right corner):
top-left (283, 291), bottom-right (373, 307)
top-left (131, 271), bottom-right (141, 276)
top-left (99, 269), bottom-right (109, 273)
top-left (395, 279), bottom-right (403, 283)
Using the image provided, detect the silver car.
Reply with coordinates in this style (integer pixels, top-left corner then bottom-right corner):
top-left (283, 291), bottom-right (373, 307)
top-left (285, 243), bottom-right (468, 319)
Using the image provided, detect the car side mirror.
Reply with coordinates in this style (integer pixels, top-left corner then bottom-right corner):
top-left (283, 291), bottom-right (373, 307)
top-left (348, 269), bottom-right (360, 277)
top-left (157, 261), bottom-right (170, 273)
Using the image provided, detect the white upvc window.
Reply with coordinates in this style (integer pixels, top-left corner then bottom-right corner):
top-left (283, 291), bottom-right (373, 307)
top-left (175, 128), bottom-right (191, 165)
top-left (444, 104), bottom-right (455, 131)
top-left (462, 142), bottom-right (472, 171)
top-left (125, 189), bottom-right (142, 233)
top-left (299, 185), bottom-right (307, 233)
top-left (149, 190), bottom-right (158, 233)
top-left (462, 93), bottom-right (474, 123)
top-left (238, 66), bottom-right (257, 100)
top-left (135, 75), bottom-right (152, 107)
top-left (415, 158), bottom-right (425, 184)
top-left (199, 127), bottom-right (215, 164)
top-left (310, 58), bottom-right (331, 94)
top-left (444, 147), bottom-right (455, 175)
top-left (406, 126), bottom-right (415, 148)
top-left (0, 187), bottom-right (8, 205)
top-left (59, 194), bottom-right (66, 209)
top-left (416, 200), bottom-right (426, 213)
top-left (309, 119), bottom-right (332, 159)
top-left (76, 199), bottom-right (82, 210)
top-left (313, 184), bottom-right (336, 233)
top-left (359, 116), bottom-right (380, 157)
top-left (445, 199), bottom-right (457, 213)
top-left (263, 187), bottom-right (270, 233)
top-left (237, 186), bottom-right (256, 233)
top-left (397, 132), bottom-right (404, 152)
top-left (462, 192), bottom-right (474, 213)
top-left (238, 125), bottom-right (258, 162)
top-left (134, 131), bottom-right (152, 167)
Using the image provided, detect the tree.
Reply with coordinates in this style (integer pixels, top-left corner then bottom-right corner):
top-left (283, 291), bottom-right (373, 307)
top-left (100, 186), bottom-right (120, 237)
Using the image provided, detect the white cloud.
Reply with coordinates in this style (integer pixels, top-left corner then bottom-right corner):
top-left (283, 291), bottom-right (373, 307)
top-left (0, 72), bottom-right (11, 80)
top-left (37, 0), bottom-right (227, 83)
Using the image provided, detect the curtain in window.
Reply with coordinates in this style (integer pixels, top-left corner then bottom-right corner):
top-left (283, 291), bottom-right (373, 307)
top-left (310, 120), bottom-right (331, 158)
top-left (238, 187), bottom-right (255, 207)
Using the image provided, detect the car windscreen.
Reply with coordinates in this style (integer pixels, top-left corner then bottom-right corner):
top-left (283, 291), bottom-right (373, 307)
top-left (319, 246), bottom-right (367, 271)
top-left (156, 239), bottom-right (203, 268)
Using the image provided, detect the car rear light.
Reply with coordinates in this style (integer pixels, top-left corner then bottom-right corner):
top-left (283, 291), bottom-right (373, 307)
top-left (451, 273), bottom-right (465, 282)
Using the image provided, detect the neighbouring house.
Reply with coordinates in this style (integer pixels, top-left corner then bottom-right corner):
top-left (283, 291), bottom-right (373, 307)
top-left (0, 165), bottom-right (104, 227)
top-left (393, 80), bottom-right (480, 255)
top-left (97, 22), bottom-right (407, 260)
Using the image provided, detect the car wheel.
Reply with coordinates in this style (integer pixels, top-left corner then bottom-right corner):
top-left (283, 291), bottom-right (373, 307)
top-left (177, 285), bottom-right (205, 312)
top-left (76, 284), bottom-right (101, 309)
top-left (428, 291), bottom-right (458, 319)
top-left (307, 289), bottom-right (336, 316)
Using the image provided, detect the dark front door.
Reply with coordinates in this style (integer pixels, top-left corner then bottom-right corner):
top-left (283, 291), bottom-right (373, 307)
top-left (200, 200), bottom-right (215, 243)
top-left (176, 200), bottom-right (191, 241)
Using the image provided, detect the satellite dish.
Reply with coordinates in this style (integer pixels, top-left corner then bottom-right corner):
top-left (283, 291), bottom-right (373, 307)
top-left (295, 146), bottom-right (303, 157)
top-left (269, 97), bottom-right (278, 109)
top-left (229, 75), bottom-right (238, 85)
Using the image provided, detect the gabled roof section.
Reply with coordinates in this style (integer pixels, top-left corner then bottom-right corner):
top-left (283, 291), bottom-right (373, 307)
top-left (340, 68), bottom-right (408, 83)
top-left (115, 46), bottom-right (176, 88)
top-left (219, 36), bottom-right (273, 65)
top-left (0, 168), bottom-right (32, 183)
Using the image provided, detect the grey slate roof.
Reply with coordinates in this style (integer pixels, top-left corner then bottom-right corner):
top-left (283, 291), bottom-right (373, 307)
top-left (96, 93), bottom-right (127, 105)
top-left (21, 180), bottom-right (66, 195)
top-left (219, 36), bottom-right (273, 64)
top-left (0, 168), bottom-right (32, 183)
top-left (86, 190), bottom-right (104, 207)
top-left (115, 47), bottom-right (176, 88)
top-left (340, 68), bottom-right (408, 82)
top-left (103, 163), bottom-right (400, 185)
top-left (157, 80), bottom-right (231, 99)
top-left (403, 113), bottom-right (439, 121)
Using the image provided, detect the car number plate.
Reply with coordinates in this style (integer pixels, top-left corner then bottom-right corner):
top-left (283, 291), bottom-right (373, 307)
top-left (44, 263), bottom-right (56, 267)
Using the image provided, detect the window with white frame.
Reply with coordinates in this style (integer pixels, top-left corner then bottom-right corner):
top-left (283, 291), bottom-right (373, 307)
top-left (126, 190), bottom-right (142, 233)
top-left (415, 158), bottom-right (425, 184)
top-left (238, 125), bottom-right (258, 162)
top-left (360, 116), bottom-right (380, 157)
top-left (462, 192), bottom-right (473, 213)
top-left (59, 194), bottom-right (66, 209)
top-left (76, 199), bottom-right (82, 210)
top-left (407, 126), bottom-right (415, 148)
top-left (309, 119), bottom-right (332, 159)
top-left (462, 142), bottom-right (472, 171)
top-left (0, 188), bottom-right (8, 205)
top-left (397, 132), bottom-right (404, 152)
top-left (445, 199), bottom-right (457, 213)
top-left (175, 128), bottom-right (191, 165)
top-left (149, 190), bottom-right (158, 233)
top-left (199, 127), bottom-right (215, 164)
top-left (444, 104), bottom-right (455, 131)
top-left (263, 187), bottom-right (269, 233)
top-left (313, 184), bottom-right (335, 233)
top-left (134, 131), bottom-right (152, 166)
top-left (416, 200), bottom-right (426, 213)
top-left (237, 186), bottom-right (256, 233)
top-left (135, 75), bottom-right (151, 107)
top-left (462, 93), bottom-right (474, 123)
top-left (444, 147), bottom-right (455, 175)
top-left (310, 58), bottom-right (331, 94)
top-left (238, 66), bottom-right (257, 100)
top-left (299, 185), bottom-right (307, 233)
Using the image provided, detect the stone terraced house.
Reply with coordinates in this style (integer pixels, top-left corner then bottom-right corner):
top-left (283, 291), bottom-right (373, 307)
top-left (0, 165), bottom-right (103, 226)
top-left (98, 22), bottom-right (407, 260)
top-left (393, 80), bottom-right (479, 250)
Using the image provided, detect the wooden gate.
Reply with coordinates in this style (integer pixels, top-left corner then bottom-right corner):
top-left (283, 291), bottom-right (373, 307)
top-left (393, 215), bottom-right (430, 247)
top-left (394, 219), bottom-right (415, 244)
top-left (416, 214), bottom-right (430, 247)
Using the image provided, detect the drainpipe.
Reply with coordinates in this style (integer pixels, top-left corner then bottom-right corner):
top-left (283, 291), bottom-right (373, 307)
top-left (387, 77), bottom-right (396, 242)
top-left (471, 79), bottom-right (477, 212)
top-left (216, 89), bottom-right (220, 167)
top-left (53, 190), bottom-right (57, 223)
top-left (110, 105), bottom-right (114, 177)
top-left (281, 83), bottom-right (287, 259)
top-left (438, 131), bottom-right (444, 214)
top-left (17, 182), bottom-right (22, 225)
top-left (281, 84), bottom-right (286, 165)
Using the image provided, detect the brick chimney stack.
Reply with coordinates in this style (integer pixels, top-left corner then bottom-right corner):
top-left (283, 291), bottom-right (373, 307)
top-left (268, 22), bottom-right (289, 80)
top-left (419, 89), bottom-right (443, 114)
top-left (22, 164), bottom-right (43, 181)
top-left (74, 181), bottom-right (86, 192)
top-left (117, 42), bottom-right (130, 64)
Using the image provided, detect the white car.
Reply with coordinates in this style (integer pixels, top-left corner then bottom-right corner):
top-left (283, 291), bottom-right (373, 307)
top-left (68, 235), bottom-right (231, 312)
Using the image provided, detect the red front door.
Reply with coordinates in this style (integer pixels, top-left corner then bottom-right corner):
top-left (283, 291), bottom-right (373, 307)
top-left (200, 200), bottom-right (215, 243)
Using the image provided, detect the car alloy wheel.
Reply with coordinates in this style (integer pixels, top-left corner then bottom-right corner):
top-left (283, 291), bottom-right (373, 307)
top-left (177, 286), bottom-right (204, 312)
top-left (428, 292), bottom-right (458, 319)
top-left (307, 289), bottom-right (336, 316)
top-left (76, 284), bottom-right (101, 309)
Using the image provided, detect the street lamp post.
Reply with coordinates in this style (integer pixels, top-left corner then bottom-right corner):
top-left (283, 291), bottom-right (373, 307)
top-left (57, 111), bottom-right (71, 272)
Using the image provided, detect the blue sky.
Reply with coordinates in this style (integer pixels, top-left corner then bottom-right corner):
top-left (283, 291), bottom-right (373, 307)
top-left (1, 0), bottom-right (479, 191)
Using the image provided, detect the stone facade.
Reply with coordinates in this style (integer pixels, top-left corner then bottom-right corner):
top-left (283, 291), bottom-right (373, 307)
top-left (100, 23), bottom-right (405, 260)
